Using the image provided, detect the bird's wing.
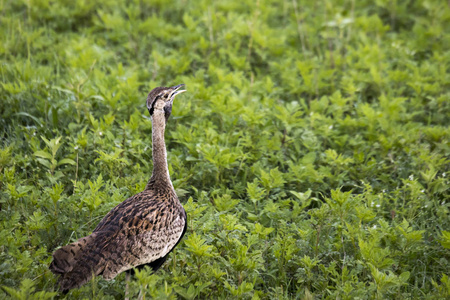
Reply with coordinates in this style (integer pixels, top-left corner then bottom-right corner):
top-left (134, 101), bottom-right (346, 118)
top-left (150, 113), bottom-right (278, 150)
top-left (50, 229), bottom-right (117, 291)
top-left (51, 191), bottom-right (186, 291)
top-left (50, 232), bottom-right (102, 275)
top-left (94, 196), bottom-right (187, 280)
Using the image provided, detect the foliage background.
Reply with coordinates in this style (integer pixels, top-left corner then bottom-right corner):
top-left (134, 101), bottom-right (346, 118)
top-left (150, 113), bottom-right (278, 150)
top-left (1, 0), bottom-right (449, 299)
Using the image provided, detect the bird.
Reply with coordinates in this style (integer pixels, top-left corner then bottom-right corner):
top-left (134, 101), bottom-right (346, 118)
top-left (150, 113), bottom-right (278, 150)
top-left (49, 84), bottom-right (187, 293)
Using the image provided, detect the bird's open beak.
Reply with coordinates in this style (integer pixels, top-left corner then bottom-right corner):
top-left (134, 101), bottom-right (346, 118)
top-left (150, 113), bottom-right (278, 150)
top-left (170, 84), bottom-right (186, 98)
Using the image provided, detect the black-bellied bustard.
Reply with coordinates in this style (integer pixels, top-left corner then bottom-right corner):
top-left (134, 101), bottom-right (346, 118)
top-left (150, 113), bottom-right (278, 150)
top-left (49, 84), bottom-right (187, 294)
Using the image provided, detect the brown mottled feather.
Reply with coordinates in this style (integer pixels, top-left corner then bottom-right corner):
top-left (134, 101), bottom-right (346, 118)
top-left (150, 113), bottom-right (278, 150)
top-left (50, 85), bottom-right (187, 292)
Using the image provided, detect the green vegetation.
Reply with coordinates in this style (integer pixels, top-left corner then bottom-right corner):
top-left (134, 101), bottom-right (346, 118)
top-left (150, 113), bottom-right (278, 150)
top-left (1, 0), bottom-right (449, 299)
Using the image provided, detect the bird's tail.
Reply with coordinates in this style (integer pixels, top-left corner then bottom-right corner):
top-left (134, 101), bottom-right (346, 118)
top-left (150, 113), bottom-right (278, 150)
top-left (49, 233), bottom-right (106, 292)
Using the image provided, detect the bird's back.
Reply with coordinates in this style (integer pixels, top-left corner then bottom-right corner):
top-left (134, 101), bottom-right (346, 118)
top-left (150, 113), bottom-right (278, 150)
top-left (50, 188), bottom-right (186, 291)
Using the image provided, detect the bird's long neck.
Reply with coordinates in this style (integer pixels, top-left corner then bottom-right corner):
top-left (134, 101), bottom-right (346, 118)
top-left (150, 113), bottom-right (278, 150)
top-left (146, 109), bottom-right (172, 190)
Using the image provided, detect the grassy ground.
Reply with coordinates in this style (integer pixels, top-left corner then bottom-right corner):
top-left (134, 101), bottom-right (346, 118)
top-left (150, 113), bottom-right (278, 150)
top-left (1, 0), bottom-right (449, 299)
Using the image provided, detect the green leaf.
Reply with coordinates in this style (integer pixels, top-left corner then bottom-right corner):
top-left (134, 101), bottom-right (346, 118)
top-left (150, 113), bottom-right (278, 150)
top-left (14, 112), bottom-right (43, 127)
top-left (212, 194), bottom-right (239, 212)
top-left (33, 150), bottom-right (52, 160)
top-left (36, 158), bottom-right (51, 169)
top-left (399, 271), bottom-right (410, 283)
top-left (439, 231), bottom-right (450, 249)
top-left (57, 158), bottom-right (76, 166)
top-left (184, 232), bottom-right (214, 257)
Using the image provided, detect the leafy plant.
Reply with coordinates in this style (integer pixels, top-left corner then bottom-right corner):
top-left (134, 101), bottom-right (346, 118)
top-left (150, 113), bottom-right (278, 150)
top-left (1, 0), bottom-right (449, 299)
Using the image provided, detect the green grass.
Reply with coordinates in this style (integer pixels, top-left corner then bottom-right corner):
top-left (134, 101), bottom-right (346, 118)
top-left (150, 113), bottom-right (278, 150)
top-left (1, 0), bottom-right (449, 299)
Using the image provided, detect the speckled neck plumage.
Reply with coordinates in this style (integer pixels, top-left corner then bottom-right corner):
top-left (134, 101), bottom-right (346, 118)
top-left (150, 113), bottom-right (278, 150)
top-left (146, 107), bottom-right (172, 190)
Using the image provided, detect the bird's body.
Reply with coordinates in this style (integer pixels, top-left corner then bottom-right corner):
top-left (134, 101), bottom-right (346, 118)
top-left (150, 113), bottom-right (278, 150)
top-left (50, 84), bottom-right (187, 292)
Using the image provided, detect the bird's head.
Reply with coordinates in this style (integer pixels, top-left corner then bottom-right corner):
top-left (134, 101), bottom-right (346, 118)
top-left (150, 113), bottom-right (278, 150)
top-left (146, 84), bottom-right (186, 122)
